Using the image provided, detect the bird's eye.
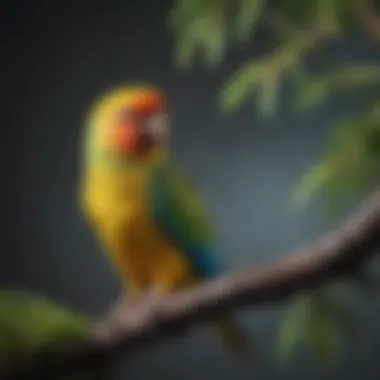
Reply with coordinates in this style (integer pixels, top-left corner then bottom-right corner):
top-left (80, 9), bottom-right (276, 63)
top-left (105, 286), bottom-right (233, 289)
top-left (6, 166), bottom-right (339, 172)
top-left (144, 113), bottom-right (168, 138)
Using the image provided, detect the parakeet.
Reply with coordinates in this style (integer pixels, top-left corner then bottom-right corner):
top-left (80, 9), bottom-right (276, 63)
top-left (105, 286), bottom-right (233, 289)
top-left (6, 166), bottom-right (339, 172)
top-left (79, 84), bottom-right (252, 358)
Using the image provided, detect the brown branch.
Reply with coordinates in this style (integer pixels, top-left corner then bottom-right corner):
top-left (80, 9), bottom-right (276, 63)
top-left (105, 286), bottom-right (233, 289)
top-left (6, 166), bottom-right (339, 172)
top-left (4, 188), bottom-right (380, 380)
top-left (354, 0), bottom-right (380, 45)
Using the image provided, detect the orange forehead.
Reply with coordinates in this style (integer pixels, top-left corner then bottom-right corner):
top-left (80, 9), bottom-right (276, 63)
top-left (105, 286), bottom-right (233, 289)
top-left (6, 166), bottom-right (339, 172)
top-left (88, 85), bottom-right (167, 129)
top-left (127, 91), bottom-right (166, 113)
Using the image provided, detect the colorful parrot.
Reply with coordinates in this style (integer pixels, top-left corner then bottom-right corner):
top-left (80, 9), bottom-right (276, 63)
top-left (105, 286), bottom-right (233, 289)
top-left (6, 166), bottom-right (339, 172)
top-left (79, 84), bottom-right (252, 357)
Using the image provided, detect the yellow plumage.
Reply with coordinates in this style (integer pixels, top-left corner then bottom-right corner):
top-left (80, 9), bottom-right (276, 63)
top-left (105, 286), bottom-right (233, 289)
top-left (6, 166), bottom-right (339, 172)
top-left (79, 84), bottom-right (253, 358)
top-left (79, 85), bottom-right (194, 294)
top-left (80, 162), bottom-right (194, 294)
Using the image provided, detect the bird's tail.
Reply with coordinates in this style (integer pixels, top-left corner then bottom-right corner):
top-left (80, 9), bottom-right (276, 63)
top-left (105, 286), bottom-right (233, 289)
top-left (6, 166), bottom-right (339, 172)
top-left (210, 315), bottom-right (254, 360)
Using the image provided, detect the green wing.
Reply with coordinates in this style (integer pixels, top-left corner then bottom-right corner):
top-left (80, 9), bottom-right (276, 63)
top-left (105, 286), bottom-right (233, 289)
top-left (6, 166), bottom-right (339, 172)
top-left (149, 163), bottom-right (224, 277)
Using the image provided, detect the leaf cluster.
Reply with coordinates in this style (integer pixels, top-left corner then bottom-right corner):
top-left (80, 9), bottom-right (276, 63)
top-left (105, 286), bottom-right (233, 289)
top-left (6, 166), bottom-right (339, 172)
top-left (278, 287), bottom-right (360, 365)
top-left (168, 0), bottom-right (265, 69)
top-left (294, 102), bottom-right (380, 215)
top-left (0, 289), bottom-right (104, 379)
top-left (169, 0), bottom-right (380, 368)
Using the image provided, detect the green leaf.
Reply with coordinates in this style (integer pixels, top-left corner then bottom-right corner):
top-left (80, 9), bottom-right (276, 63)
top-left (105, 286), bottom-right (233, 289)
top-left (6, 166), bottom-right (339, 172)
top-left (276, 39), bottom-right (305, 68)
top-left (305, 310), bottom-right (338, 366)
top-left (201, 16), bottom-right (227, 68)
top-left (169, 0), bottom-right (234, 69)
top-left (219, 61), bottom-right (264, 112)
top-left (315, 0), bottom-right (345, 34)
top-left (340, 65), bottom-right (380, 86)
top-left (297, 76), bottom-right (337, 110)
top-left (0, 289), bottom-right (91, 371)
top-left (234, 0), bottom-right (264, 44)
top-left (167, 0), bottom-right (206, 31)
top-left (295, 153), bottom-right (376, 217)
top-left (257, 73), bottom-right (280, 118)
top-left (297, 66), bottom-right (380, 111)
top-left (292, 161), bottom-right (335, 208)
top-left (302, 291), bottom-right (357, 365)
top-left (173, 16), bottom-right (209, 69)
top-left (173, 13), bottom-right (227, 69)
top-left (174, 33), bottom-right (199, 70)
top-left (321, 178), bottom-right (348, 219)
top-left (278, 290), bottom-right (360, 366)
top-left (293, 109), bottom-right (380, 215)
top-left (277, 295), bottom-right (310, 362)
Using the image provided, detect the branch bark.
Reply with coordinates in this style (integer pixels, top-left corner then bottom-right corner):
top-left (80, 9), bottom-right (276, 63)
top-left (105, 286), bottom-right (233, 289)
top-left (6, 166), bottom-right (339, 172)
top-left (4, 188), bottom-right (380, 380)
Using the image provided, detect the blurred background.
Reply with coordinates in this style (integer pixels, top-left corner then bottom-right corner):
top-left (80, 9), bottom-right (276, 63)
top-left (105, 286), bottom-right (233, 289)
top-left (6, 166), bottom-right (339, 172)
top-left (2, 1), bottom-right (380, 379)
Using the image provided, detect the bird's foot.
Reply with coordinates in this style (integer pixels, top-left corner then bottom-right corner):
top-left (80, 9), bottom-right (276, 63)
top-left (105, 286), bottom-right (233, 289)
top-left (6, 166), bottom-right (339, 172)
top-left (91, 293), bottom-right (143, 341)
top-left (107, 292), bottom-right (145, 325)
top-left (107, 288), bottom-right (164, 330)
top-left (138, 285), bottom-right (164, 313)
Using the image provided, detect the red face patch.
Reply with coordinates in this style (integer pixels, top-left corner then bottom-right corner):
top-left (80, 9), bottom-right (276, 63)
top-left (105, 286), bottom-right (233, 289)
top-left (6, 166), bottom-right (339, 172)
top-left (104, 89), bottom-right (167, 156)
top-left (129, 92), bottom-right (166, 117)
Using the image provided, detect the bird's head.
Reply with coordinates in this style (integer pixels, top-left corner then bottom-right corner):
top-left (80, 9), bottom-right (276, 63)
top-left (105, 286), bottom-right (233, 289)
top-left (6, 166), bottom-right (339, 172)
top-left (86, 84), bottom-right (169, 163)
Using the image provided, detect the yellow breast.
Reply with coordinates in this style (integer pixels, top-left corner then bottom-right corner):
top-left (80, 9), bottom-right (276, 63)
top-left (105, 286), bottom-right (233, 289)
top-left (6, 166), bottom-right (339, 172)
top-left (81, 163), bottom-right (149, 215)
top-left (80, 163), bottom-right (194, 293)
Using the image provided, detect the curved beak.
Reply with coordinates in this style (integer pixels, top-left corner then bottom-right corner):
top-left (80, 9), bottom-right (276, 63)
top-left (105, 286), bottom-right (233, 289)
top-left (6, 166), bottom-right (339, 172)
top-left (146, 114), bottom-right (169, 144)
top-left (105, 113), bottom-right (169, 156)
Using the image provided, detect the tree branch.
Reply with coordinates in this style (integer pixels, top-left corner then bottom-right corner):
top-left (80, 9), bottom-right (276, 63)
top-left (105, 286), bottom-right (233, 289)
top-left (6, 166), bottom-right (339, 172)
top-left (4, 188), bottom-right (380, 379)
top-left (354, 0), bottom-right (380, 45)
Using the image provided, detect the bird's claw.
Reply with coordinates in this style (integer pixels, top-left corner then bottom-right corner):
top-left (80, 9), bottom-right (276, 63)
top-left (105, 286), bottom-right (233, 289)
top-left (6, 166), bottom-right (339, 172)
top-left (113, 288), bottom-right (163, 326)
